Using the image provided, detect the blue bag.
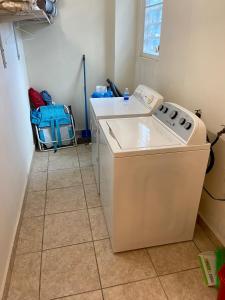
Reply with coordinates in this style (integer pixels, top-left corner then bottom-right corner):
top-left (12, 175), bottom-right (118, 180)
top-left (41, 90), bottom-right (53, 105)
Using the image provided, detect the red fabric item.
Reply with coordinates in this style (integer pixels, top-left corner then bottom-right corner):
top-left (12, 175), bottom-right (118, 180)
top-left (29, 88), bottom-right (46, 109)
top-left (218, 265), bottom-right (225, 300)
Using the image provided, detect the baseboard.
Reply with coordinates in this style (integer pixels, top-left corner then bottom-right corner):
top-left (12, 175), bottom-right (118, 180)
top-left (197, 213), bottom-right (224, 248)
top-left (1, 145), bottom-right (35, 300)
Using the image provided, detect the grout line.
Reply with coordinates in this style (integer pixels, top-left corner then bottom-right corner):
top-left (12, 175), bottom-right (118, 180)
top-left (15, 250), bottom-right (42, 257)
top-left (192, 240), bottom-right (201, 254)
top-left (87, 205), bottom-right (102, 209)
top-left (100, 267), bottom-right (202, 292)
top-left (102, 276), bottom-right (159, 291)
top-left (42, 239), bottom-right (93, 252)
top-left (50, 275), bottom-right (177, 300)
top-left (51, 277), bottom-right (166, 300)
top-left (23, 196), bottom-right (101, 219)
top-left (145, 246), bottom-right (201, 277)
top-left (49, 288), bottom-right (102, 300)
top-left (38, 151), bottom-right (49, 300)
top-left (158, 266), bottom-right (201, 278)
top-left (46, 184), bottom-right (83, 191)
top-left (158, 276), bottom-right (169, 299)
top-left (31, 169), bottom-right (48, 174)
top-left (145, 248), bottom-right (169, 299)
top-left (15, 238), bottom-right (110, 256)
top-left (28, 188), bottom-right (47, 192)
top-left (145, 248), bottom-right (158, 276)
top-left (81, 182), bottom-right (97, 186)
top-left (26, 189), bottom-right (47, 194)
top-left (192, 239), bottom-right (202, 253)
top-left (43, 206), bottom-right (102, 218)
top-left (20, 213), bottom-right (45, 220)
top-left (46, 166), bottom-right (93, 174)
top-left (47, 184), bottom-right (83, 191)
top-left (44, 207), bottom-right (88, 217)
top-left (14, 250), bottom-right (43, 257)
top-left (48, 166), bottom-right (81, 172)
top-left (47, 159), bottom-right (80, 172)
top-left (80, 162), bottom-right (105, 300)
top-left (42, 182), bottom-right (96, 192)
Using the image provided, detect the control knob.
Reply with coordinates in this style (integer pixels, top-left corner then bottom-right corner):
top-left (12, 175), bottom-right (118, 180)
top-left (158, 104), bottom-right (164, 111)
top-left (163, 107), bottom-right (168, 114)
top-left (170, 110), bottom-right (178, 120)
top-left (179, 118), bottom-right (186, 125)
top-left (184, 122), bottom-right (192, 130)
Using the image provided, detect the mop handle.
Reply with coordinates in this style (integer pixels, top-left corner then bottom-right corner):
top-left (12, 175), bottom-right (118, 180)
top-left (83, 54), bottom-right (89, 131)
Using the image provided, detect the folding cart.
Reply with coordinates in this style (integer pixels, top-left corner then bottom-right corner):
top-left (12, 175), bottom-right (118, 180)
top-left (31, 104), bottom-right (77, 152)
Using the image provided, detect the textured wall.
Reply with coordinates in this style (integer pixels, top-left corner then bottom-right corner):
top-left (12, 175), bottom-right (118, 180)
top-left (0, 23), bottom-right (34, 297)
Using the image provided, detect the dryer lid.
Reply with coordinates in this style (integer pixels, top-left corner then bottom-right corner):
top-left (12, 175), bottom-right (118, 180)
top-left (106, 117), bottom-right (182, 150)
top-left (90, 85), bottom-right (163, 119)
top-left (90, 97), bottom-right (150, 119)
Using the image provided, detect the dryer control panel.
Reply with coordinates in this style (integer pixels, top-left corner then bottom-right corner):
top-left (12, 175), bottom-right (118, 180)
top-left (133, 85), bottom-right (164, 112)
top-left (154, 102), bottom-right (207, 144)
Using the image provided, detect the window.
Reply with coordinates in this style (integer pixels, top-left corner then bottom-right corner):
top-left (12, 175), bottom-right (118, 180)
top-left (142, 0), bottom-right (163, 57)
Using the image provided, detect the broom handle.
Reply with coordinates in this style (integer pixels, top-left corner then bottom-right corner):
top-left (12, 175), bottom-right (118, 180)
top-left (83, 54), bottom-right (89, 131)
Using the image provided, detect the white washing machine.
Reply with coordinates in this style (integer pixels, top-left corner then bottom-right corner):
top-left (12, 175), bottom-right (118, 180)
top-left (99, 102), bottom-right (210, 252)
top-left (90, 85), bottom-right (164, 192)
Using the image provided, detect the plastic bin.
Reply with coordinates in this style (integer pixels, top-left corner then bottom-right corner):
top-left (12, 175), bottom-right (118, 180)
top-left (218, 265), bottom-right (225, 300)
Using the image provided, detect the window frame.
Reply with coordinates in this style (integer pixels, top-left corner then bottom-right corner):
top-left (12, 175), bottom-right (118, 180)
top-left (139, 0), bottom-right (164, 60)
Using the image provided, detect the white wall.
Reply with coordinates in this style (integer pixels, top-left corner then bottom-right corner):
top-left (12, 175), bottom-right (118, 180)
top-left (0, 23), bottom-right (34, 297)
top-left (135, 0), bottom-right (225, 244)
top-left (114, 0), bottom-right (137, 92)
top-left (105, 0), bottom-right (115, 81)
top-left (23, 0), bottom-right (108, 130)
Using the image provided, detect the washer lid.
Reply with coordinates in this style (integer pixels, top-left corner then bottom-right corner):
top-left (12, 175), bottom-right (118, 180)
top-left (90, 97), bottom-right (150, 119)
top-left (105, 117), bottom-right (182, 150)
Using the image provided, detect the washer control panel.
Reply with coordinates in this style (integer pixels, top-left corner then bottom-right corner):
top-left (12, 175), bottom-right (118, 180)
top-left (154, 103), bottom-right (195, 142)
top-left (133, 85), bottom-right (164, 111)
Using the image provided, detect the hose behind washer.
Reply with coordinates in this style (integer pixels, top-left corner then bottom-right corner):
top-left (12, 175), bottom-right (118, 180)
top-left (195, 110), bottom-right (224, 174)
top-left (195, 110), bottom-right (225, 200)
top-left (206, 136), bottom-right (215, 174)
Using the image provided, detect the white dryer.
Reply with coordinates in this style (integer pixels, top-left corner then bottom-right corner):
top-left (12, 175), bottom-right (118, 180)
top-left (99, 102), bottom-right (210, 252)
top-left (90, 85), bottom-right (164, 192)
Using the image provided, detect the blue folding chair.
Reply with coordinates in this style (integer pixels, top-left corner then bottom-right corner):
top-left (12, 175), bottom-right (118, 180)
top-left (31, 104), bottom-right (77, 152)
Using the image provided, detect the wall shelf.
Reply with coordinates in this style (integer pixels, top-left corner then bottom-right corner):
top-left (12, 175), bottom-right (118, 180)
top-left (0, 9), bottom-right (51, 24)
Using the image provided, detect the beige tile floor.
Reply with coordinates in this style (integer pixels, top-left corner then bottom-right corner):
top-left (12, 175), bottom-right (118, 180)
top-left (6, 146), bottom-right (218, 300)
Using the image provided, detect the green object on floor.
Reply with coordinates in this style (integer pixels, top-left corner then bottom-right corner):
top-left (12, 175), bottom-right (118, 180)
top-left (198, 251), bottom-right (216, 287)
top-left (216, 248), bottom-right (225, 288)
